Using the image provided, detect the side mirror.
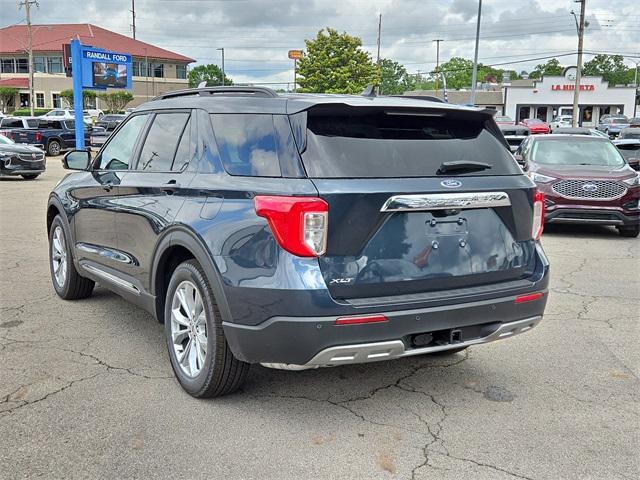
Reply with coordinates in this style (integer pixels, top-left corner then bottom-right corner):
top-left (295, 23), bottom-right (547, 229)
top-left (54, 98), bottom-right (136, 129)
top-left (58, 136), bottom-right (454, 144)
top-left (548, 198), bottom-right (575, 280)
top-left (63, 150), bottom-right (91, 171)
top-left (513, 154), bottom-right (528, 171)
top-left (628, 157), bottom-right (640, 171)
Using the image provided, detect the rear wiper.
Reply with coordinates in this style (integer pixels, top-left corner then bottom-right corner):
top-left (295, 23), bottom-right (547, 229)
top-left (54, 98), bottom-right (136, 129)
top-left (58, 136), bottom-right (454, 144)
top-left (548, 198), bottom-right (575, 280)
top-left (437, 161), bottom-right (492, 175)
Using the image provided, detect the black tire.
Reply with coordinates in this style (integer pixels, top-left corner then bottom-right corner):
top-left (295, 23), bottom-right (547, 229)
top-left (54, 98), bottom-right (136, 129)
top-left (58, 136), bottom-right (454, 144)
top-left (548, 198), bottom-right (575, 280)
top-left (49, 215), bottom-right (95, 300)
top-left (617, 225), bottom-right (640, 238)
top-left (47, 140), bottom-right (61, 157)
top-left (428, 346), bottom-right (468, 356)
top-left (21, 174), bottom-right (40, 180)
top-left (164, 259), bottom-right (249, 398)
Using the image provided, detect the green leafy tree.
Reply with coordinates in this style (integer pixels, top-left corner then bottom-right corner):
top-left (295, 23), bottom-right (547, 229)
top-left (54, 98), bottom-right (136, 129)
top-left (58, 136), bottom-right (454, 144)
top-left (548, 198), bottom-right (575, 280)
top-left (188, 64), bottom-right (233, 87)
top-left (59, 89), bottom-right (98, 108)
top-left (583, 54), bottom-right (633, 86)
top-left (297, 28), bottom-right (379, 94)
top-left (97, 91), bottom-right (134, 113)
top-left (529, 58), bottom-right (564, 79)
top-left (379, 58), bottom-right (415, 95)
top-left (0, 87), bottom-right (17, 113)
top-left (431, 57), bottom-right (473, 90)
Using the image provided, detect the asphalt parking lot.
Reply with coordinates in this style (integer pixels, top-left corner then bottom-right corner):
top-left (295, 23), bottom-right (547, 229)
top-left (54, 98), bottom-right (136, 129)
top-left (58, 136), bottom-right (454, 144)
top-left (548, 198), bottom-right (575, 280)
top-left (0, 159), bottom-right (638, 480)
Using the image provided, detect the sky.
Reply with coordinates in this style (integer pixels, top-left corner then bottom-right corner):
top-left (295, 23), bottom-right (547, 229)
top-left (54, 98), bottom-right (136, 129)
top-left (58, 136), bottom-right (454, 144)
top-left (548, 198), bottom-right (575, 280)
top-left (2, 0), bottom-right (639, 88)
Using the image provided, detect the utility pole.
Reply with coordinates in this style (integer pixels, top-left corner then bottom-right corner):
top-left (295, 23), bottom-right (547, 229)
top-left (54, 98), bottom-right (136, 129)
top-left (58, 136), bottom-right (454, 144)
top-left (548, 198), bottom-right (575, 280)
top-left (217, 48), bottom-right (225, 86)
top-left (433, 39), bottom-right (443, 91)
top-left (131, 0), bottom-right (136, 39)
top-left (376, 14), bottom-right (382, 93)
top-left (571, 0), bottom-right (586, 127)
top-left (19, 0), bottom-right (38, 116)
top-left (470, 0), bottom-right (482, 105)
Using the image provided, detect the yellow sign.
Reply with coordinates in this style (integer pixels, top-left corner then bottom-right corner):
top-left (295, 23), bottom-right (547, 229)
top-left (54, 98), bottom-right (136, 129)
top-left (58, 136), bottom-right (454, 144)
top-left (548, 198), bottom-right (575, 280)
top-left (288, 50), bottom-right (303, 60)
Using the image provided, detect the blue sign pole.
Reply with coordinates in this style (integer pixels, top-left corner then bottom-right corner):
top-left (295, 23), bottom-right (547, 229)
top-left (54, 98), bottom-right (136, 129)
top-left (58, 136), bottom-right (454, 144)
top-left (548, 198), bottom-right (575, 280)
top-left (70, 39), bottom-right (85, 150)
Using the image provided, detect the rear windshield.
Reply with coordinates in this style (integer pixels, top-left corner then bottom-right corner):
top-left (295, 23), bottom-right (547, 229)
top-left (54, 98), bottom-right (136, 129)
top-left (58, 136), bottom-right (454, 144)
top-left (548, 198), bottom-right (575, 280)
top-left (532, 139), bottom-right (625, 167)
top-left (611, 118), bottom-right (628, 124)
top-left (300, 108), bottom-right (519, 178)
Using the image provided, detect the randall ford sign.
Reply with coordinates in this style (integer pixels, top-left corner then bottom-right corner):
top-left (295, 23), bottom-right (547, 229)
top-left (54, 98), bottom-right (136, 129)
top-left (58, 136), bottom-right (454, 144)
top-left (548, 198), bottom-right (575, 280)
top-left (82, 50), bottom-right (132, 63)
top-left (551, 84), bottom-right (596, 91)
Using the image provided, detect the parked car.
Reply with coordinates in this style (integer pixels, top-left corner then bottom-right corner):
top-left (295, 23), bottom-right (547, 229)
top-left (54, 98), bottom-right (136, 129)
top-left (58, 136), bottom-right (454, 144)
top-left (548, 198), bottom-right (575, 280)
top-left (95, 114), bottom-right (125, 131)
top-left (549, 115), bottom-right (573, 132)
top-left (628, 118), bottom-right (640, 128)
top-left (499, 124), bottom-right (530, 153)
top-left (0, 133), bottom-right (46, 179)
top-left (494, 115), bottom-right (514, 125)
top-left (11, 119), bottom-right (94, 156)
top-left (613, 139), bottom-right (640, 171)
top-left (84, 109), bottom-right (104, 121)
top-left (596, 115), bottom-right (630, 138)
top-left (618, 127), bottom-right (640, 140)
top-left (47, 86), bottom-right (550, 397)
top-left (552, 127), bottom-right (609, 138)
top-left (42, 109), bottom-right (92, 124)
top-left (519, 118), bottom-right (550, 134)
top-left (0, 116), bottom-right (39, 132)
top-left (518, 135), bottom-right (639, 237)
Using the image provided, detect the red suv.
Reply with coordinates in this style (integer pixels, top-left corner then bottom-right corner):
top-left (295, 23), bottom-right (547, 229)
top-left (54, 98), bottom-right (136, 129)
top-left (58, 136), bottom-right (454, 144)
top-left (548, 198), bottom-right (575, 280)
top-left (516, 135), bottom-right (639, 237)
top-left (519, 118), bottom-right (550, 134)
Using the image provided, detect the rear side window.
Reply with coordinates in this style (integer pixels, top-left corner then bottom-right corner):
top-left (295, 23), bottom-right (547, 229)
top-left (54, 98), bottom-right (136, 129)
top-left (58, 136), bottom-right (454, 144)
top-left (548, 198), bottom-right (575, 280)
top-left (26, 119), bottom-right (38, 128)
top-left (210, 114), bottom-right (280, 177)
top-left (300, 107), bottom-right (520, 178)
top-left (1, 119), bottom-right (22, 128)
top-left (137, 113), bottom-right (190, 171)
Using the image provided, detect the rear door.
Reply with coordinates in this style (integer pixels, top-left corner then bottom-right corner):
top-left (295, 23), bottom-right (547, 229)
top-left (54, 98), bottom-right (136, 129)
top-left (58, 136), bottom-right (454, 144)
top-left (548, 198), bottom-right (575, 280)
top-left (296, 105), bottom-right (537, 299)
top-left (115, 110), bottom-right (196, 291)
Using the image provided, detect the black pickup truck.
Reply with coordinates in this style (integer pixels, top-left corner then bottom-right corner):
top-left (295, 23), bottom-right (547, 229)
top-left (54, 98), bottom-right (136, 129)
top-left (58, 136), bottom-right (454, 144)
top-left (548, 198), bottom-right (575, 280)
top-left (9, 119), bottom-right (97, 156)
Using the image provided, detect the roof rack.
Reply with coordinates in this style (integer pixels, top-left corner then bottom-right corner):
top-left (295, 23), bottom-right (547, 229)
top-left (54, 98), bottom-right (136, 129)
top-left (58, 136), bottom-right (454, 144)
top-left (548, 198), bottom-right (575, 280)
top-left (153, 86), bottom-right (279, 101)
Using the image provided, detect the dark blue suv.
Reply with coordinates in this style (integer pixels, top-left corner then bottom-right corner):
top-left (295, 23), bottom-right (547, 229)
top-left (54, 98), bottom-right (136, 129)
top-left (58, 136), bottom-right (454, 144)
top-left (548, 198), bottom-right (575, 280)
top-left (47, 87), bottom-right (549, 397)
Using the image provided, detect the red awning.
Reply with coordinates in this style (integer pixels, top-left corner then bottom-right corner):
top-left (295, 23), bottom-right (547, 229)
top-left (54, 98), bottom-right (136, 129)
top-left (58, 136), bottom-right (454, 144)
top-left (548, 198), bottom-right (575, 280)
top-left (0, 78), bottom-right (29, 88)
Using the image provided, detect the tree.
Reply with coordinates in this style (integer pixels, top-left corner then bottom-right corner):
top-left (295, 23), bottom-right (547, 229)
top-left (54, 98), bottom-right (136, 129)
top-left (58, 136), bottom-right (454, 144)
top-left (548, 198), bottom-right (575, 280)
top-left (297, 28), bottom-right (379, 94)
top-left (188, 64), bottom-right (233, 87)
top-left (583, 54), bottom-right (633, 86)
top-left (431, 57), bottom-right (473, 90)
top-left (379, 58), bottom-right (415, 95)
top-left (529, 58), bottom-right (564, 79)
top-left (59, 89), bottom-right (98, 108)
top-left (0, 87), bottom-right (17, 113)
top-left (97, 91), bottom-right (134, 113)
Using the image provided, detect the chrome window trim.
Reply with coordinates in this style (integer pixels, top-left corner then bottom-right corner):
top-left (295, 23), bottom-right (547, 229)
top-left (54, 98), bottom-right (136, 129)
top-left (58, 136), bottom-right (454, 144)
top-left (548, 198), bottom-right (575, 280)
top-left (380, 191), bottom-right (511, 212)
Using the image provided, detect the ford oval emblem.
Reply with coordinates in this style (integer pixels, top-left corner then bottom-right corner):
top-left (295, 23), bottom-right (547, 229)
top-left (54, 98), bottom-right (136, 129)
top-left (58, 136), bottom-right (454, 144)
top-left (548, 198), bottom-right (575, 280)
top-left (582, 183), bottom-right (598, 192)
top-left (441, 179), bottom-right (462, 188)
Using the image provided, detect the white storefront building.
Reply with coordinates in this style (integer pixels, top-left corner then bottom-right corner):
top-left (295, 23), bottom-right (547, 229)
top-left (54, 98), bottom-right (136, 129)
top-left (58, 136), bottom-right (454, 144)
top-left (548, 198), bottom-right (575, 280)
top-left (503, 68), bottom-right (637, 127)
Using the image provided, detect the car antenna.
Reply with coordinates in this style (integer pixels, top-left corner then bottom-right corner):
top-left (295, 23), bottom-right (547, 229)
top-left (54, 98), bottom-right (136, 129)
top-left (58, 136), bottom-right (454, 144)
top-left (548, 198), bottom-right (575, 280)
top-left (361, 84), bottom-right (377, 98)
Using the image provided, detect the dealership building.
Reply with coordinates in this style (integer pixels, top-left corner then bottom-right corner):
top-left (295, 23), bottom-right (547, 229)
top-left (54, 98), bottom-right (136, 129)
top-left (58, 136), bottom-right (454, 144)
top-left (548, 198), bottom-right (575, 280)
top-left (503, 68), bottom-right (638, 126)
top-left (0, 23), bottom-right (194, 112)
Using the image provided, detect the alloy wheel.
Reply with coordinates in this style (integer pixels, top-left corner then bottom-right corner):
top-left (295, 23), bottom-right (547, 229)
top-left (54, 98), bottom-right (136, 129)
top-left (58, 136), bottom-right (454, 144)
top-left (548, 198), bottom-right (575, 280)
top-left (51, 226), bottom-right (67, 287)
top-left (170, 280), bottom-right (207, 377)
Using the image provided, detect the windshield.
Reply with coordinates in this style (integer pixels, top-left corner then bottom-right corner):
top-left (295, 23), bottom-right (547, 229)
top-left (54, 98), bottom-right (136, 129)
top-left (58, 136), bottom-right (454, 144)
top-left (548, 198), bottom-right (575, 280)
top-left (611, 118), bottom-right (629, 124)
top-left (495, 116), bottom-right (512, 122)
top-left (0, 135), bottom-right (14, 144)
top-left (527, 119), bottom-right (543, 124)
top-left (532, 139), bottom-right (625, 167)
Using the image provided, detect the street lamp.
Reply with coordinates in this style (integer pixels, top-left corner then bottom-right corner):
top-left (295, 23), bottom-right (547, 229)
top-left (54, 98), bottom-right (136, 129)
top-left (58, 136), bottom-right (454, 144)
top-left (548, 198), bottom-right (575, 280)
top-left (217, 48), bottom-right (225, 86)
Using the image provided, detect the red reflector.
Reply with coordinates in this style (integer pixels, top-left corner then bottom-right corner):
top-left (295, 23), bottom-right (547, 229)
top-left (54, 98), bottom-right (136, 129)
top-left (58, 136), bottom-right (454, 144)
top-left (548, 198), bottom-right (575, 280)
top-left (335, 314), bottom-right (388, 326)
top-left (515, 292), bottom-right (544, 304)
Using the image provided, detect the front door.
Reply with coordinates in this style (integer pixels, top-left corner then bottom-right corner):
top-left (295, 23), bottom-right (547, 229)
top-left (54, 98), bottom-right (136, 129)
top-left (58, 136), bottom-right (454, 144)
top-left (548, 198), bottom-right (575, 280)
top-left (72, 113), bottom-right (149, 272)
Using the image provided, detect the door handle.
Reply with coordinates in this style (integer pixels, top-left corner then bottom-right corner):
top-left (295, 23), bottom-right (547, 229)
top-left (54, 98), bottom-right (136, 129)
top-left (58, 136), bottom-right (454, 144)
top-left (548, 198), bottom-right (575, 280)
top-left (161, 180), bottom-right (180, 194)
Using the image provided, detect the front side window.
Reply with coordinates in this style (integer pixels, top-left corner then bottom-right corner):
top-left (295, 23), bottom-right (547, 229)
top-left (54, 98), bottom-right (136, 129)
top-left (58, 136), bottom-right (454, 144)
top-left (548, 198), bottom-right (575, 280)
top-left (98, 114), bottom-right (148, 170)
top-left (210, 114), bottom-right (280, 177)
top-left (136, 113), bottom-right (189, 172)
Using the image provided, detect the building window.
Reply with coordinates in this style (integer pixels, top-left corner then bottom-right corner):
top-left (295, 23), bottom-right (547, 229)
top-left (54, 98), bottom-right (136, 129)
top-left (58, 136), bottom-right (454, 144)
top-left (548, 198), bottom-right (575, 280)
top-left (19, 93), bottom-right (30, 108)
top-left (1, 58), bottom-right (15, 73)
top-left (582, 106), bottom-right (593, 123)
top-left (16, 58), bottom-right (28, 73)
top-left (36, 93), bottom-right (45, 108)
top-left (52, 93), bottom-right (61, 109)
top-left (47, 57), bottom-right (63, 74)
top-left (176, 64), bottom-right (186, 79)
top-left (34, 57), bottom-right (46, 73)
top-left (153, 63), bottom-right (164, 78)
top-left (132, 61), bottom-right (142, 77)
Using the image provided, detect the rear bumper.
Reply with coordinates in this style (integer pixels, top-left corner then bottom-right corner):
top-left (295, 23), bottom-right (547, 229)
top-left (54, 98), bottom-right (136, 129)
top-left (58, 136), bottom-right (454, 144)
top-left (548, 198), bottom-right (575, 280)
top-left (546, 207), bottom-right (639, 226)
top-left (223, 288), bottom-right (548, 366)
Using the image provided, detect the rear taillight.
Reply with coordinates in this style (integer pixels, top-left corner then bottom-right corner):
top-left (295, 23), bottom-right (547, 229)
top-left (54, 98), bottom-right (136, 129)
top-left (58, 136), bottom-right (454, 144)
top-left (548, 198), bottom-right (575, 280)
top-left (35, 132), bottom-right (41, 142)
top-left (532, 190), bottom-right (544, 240)
top-left (515, 292), bottom-right (544, 304)
top-left (335, 314), bottom-right (388, 326)
top-left (254, 195), bottom-right (328, 257)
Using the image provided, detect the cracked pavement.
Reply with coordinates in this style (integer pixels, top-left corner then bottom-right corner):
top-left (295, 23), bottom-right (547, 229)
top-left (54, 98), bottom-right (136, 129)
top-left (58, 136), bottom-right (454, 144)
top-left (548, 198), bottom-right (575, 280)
top-left (1, 160), bottom-right (638, 479)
